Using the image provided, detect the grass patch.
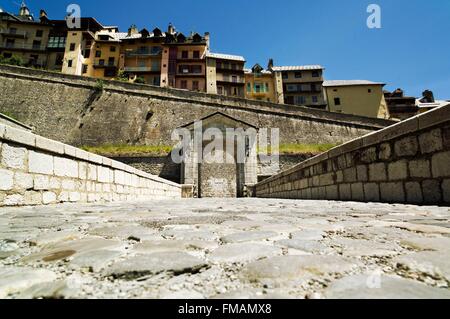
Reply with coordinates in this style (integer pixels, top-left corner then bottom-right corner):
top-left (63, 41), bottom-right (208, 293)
top-left (81, 144), bottom-right (173, 157)
top-left (83, 143), bottom-right (340, 157)
top-left (260, 143), bottom-right (340, 155)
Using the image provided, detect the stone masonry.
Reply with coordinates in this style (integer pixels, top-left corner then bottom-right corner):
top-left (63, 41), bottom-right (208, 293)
top-left (0, 123), bottom-right (181, 207)
top-left (255, 104), bottom-right (450, 206)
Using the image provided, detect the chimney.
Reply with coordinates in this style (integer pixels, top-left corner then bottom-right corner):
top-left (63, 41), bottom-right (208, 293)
top-left (268, 58), bottom-right (274, 70)
top-left (39, 10), bottom-right (47, 18)
top-left (128, 24), bottom-right (138, 36)
top-left (168, 23), bottom-right (175, 35)
top-left (204, 32), bottom-right (210, 49)
top-left (421, 90), bottom-right (435, 103)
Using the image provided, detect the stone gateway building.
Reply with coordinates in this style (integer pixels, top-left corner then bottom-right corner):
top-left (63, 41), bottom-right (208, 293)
top-left (179, 113), bottom-right (258, 198)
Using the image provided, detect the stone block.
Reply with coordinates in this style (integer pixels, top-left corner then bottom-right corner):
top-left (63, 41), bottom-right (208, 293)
top-left (69, 192), bottom-right (81, 202)
top-left (23, 191), bottom-right (42, 205)
top-left (97, 166), bottom-right (110, 183)
top-left (394, 136), bottom-right (418, 157)
top-left (364, 183), bottom-right (380, 202)
top-left (432, 151), bottom-right (450, 178)
top-left (1, 143), bottom-right (27, 169)
top-left (418, 104), bottom-right (450, 130)
top-left (443, 180), bottom-right (450, 203)
top-left (363, 117), bottom-right (418, 147)
top-left (88, 153), bottom-right (103, 165)
top-left (388, 160), bottom-right (408, 181)
top-left (28, 151), bottom-right (53, 175)
top-left (0, 124), bottom-right (5, 138)
top-left (54, 157), bottom-right (78, 178)
top-left (326, 185), bottom-right (339, 200)
top-left (351, 183), bottom-right (364, 201)
top-left (34, 175), bottom-right (50, 190)
top-left (58, 191), bottom-right (69, 202)
top-left (339, 184), bottom-right (351, 201)
top-left (75, 148), bottom-right (90, 161)
top-left (369, 163), bottom-right (387, 182)
top-left (419, 129), bottom-right (443, 154)
top-left (78, 162), bottom-right (88, 179)
top-left (0, 169), bottom-right (14, 190)
top-left (42, 192), bottom-right (57, 205)
top-left (4, 194), bottom-right (24, 206)
top-left (379, 143), bottom-right (392, 161)
top-left (88, 164), bottom-right (97, 180)
top-left (380, 182), bottom-right (405, 203)
top-left (4, 126), bottom-right (35, 147)
top-left (343, 167), bottom-right (357, 183)
top-left (356, 165), bottom-right (368, 182)
top-left (360, 147), bottom-right (377, 163)
top-left (64, 144), bottom-right (78, 158)
top-left (35, 136), bottom-right (64, 154)
top-left (405, 182), bottom-right (423, 204)
top-left (319, 173), bottom-right (334, 186)
top-left (14, 172), bottom-right (33, 189)
top-left (61, 179), bottom-right (76, 190)
top-left (422, 180), bottom-right (441, 204)
top-left (443, 124), bottom-right (450, 150)
top-left (49, 177), bottom-right (61, 189)
top-left (409, 160), bottom-right (431, 178)
top-left (336, 170), bottom-right (344, 183)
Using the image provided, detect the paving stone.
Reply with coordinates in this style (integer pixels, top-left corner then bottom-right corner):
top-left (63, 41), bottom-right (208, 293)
top-left (275, 239), bottom-right (330, 253)
top-left (220, 231), bottom-right (278, 243)
top-left (242, 255), bottom-right (356, 283)
top-left (0, 268), bottom-right (57, 298)
top-left (134, 240), bottom-right (218, 254)
top-left (70, 250), bottom-right (123, 272)
top-left (324, 274), bottom-right (450, 299)
top-left (89, 225), bottom-right (158, 241)
top-left (208, 243), bottom-right (281, 263)
top-left (290, 230), bottom-right (325, 241)
top-left (400, 237), bottom-right (450, 252)
top-left (21, 238), bottom-right (124, 263)
top-left (105, 252), bottom-right (208, 279)
top-left (28, 231), bottom-right (81, 247)
top-left (395, 251), bottom-right (450, 282)
top-left (17, 280), bottom-right (70, 299)
top-left (161, 229), bottom-right (218, 241)
top-left (334, 238), bottom-right (400, 257)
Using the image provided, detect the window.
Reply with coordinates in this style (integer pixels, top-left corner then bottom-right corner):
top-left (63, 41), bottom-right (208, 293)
top-left (287, 84), bottom-right (298, 92)
top-left (6, 39), bottom-right (15, 48)
top-left (68, 60), bottom-right (73, 68)
top-left (98, 59), bottom-right (105, 66)
top-left (232, 87), bottom-right (238, 96)
top-left (82, 64), bottom-right (88, 74)
top-left (104, 69), bottom-right (117, 77)
top-left (36, 30), bottom-right (43, 37)
top-left (180, 80), bottom-right (188, 89)
top-left (368, 89), bottom-right (372, 93)
top-left (48, 36), bottom-right (66, 49)
top-left (10, 28), bottom-right (17, 34)
top-left (110, 46), bottom-right (116, 52)
top-left (151, 46), bottom-right (161, 54)
top-left (312, 70), bottom-right (320, 77)
top-left (95, 51), bottom-right (101, 58)
top-left (294, 96), bottom-right (307, 105)
top-left (312, 96), bottom-right (318, 103)
top-left (32, 40), bottom-right (41, 50)
top-left (3, 53), bottom-right (12, 59)
top-left (295, 72), bottom-right (302, 78)
top-left (152, 60), bottom-right (161, 71)
top-left (55, 53), bottom-right (63, 66)
top-left (108, 57), bottom-right (115, 66)
top-left (334, 98), bottom-right (341, 106)
top-left (181, 50), bottom-right (188, 59)
top-left (138, 59), bottom-right (146, 67)
top-left (193, 50), bottom-right (200, 59)
top-left (83, 49), bottom-right (91, 59)
top-left (247, 83), bottom-right (251, 93)
top-left (192, 81), bottom-right (199, 90)
top-left (218, 86), bottom-right (223, 95)
top-left (69, 43), bottom-right (76, 51)
top-left (232, 75), bottom-right (238, 83)
top-left (265, 83), bottom-right (270, 92)
top-left (231, 63), bottom-right (237, 70)
top-left (282, 72), bottom-right (288, 79)
top-left (254, 83), bottom-right (263, 93)
top-left (153, 76), bottom-right (160, 86)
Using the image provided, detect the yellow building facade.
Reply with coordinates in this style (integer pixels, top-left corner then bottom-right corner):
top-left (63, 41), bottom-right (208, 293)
top-left (244, 64), bottom-right (279, 103)
top-left (324, 80), bottom-right (390, 119)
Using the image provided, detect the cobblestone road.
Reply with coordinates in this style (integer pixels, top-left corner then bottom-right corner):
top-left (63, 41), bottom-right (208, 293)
top-left (1, 199), bottom-right (450, 299)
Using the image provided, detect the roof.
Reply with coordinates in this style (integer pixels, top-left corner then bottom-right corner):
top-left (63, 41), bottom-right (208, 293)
top-left (323, 80), bottom-right (386, 87)
top-left (416, 99), bottom-right (449, 109)
top-left (271, 65), bottom-right (324, 72)
top-left (180, 112), bottom-right (258, 130)
top-left (206, 52), bottom-right (245, 62)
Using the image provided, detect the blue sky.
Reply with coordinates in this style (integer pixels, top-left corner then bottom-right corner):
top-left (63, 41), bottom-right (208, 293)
top-left (3, 0), bottom-right (450, 99)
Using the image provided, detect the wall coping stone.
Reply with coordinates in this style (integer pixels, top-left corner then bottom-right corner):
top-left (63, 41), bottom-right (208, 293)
top-left (0, 122), bottom-right (181, 188)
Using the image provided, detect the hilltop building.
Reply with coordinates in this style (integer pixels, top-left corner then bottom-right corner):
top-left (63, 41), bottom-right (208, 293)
top-left (323, 80), bottom-right (390, 119)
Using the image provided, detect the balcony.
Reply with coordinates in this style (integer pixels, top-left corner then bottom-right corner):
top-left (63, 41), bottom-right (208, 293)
top-left (93, 60), bottom-right (117, 69)
top-left (0, 29), bottom-right (28, 38)
top-left (217, 76), bottom-right (245, 84)
top-left (125, 49), bottom-right (162, 57)
top-left (0, 43), bottom-right (46, 51)
top-left (123, 66), bottom-right (160, 73)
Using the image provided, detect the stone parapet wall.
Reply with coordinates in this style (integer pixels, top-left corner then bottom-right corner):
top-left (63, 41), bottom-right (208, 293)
top-left (0, 123), bottom-right (181, 206)
top-left (255, 104), bottom-right (450, 205)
